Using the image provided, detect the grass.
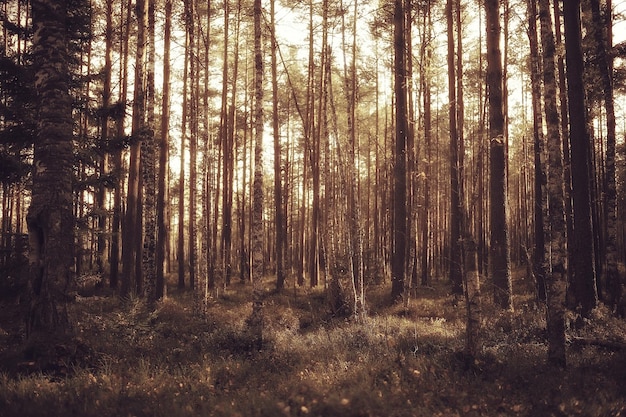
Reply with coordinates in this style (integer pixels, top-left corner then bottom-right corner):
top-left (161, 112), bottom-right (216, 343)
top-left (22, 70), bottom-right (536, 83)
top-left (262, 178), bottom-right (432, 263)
top-left (1, 272), bottom-right (626, 416)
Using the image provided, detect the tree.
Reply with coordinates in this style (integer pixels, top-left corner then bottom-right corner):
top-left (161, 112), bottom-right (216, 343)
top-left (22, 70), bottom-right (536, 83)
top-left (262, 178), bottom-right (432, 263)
top-left (249, 0), bottom-right (264, 349)
top-left (391, 0), bottom-right (408, 302)
top-left (485, 0), bottom-right (512, 310)
top-left (589, 0), bottom-right (620, 308)
top-left (271, 0), bottom-right (287, 292)
top-left (27, 0), bottom-right (75, 338)
top-left (156, 0), bottom-right (173, 300)
top-left (122, 0), bottom-right (148, 297)
top-left (110, 0), bottom-right (132, 290)
top-left (526, 0), bottom-right (546, 303)
top-left (96, 0), bottom-right (114, 279)
top-left (538, 0), bottom-right (567, 367)
top-left (447, 0), bottom-right (463, 296)
top-left (563, 0), bottom-right (598, 316)
top-left (142, 0), bottom-right (157, 307)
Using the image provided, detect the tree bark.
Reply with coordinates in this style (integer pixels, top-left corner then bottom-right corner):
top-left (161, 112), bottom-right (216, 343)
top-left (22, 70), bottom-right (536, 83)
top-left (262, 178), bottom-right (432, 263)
top-left (156, 0), bottom-right (172, 300)
top-left (486, 0), bottom-right (512, 310)
top-left (249, 0), bottom-right (264, 350)
top-left (563, 0), bottom-right (598, 316)
top-left (589, 0), bottom-right (620, 308)
top-left (142, 0), bottom-right (156, 308)
top-left (391, 0), bottom-right (408, 302)
top-left (27, 0), bottom-right (74, 337)
top-left (271, 0), bottom-right (286, 292)
top-left (447, 0), bottom-right (463, 296)
top-left (539, 0), bottom-right (567, 367)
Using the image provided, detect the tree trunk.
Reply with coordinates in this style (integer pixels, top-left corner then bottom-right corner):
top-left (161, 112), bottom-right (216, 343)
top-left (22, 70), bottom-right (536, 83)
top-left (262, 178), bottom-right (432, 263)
top-left (589, 0), bottom-right (620, 308)
top-left (142, 0), bottom-right (156, 308)
top-left (178, 26), bottom-right (189, 290)
top-left (271, 0), bottom-right (286, 292)
top-left (156, 0), bottom-right (172, 300)
top-left (27, 0), bottom-right (74, 338)
top-left (563, 0), bottom-right (598, 316)
top-left (122, 0), bottom-right (148, 298)
top-left (526, 0), bottom-right (546, 303)
top-left (249, 0), bottom-right (264, 350)
top-left (486, 0), bottom-right (512, 310)
top-left (447, 0), bottom-right (463, 296)
top-left (539, 0), bottom-right (567, 367)
top-left (97, 0), bottom-right (114, 279)
top-left (391, 0), bottom-right (408, 302)
top-left (420, 4), bottom-right (432, 287)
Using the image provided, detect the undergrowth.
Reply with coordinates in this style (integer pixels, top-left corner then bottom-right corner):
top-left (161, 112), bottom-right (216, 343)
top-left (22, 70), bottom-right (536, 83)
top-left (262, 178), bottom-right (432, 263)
top-left (1, 273), bottom-right (625, 417)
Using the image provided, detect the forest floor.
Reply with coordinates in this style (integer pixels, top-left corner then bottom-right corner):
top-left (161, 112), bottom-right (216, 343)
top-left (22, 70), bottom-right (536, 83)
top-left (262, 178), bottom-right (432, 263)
top-left (1, 270), bottom-right (626, 417)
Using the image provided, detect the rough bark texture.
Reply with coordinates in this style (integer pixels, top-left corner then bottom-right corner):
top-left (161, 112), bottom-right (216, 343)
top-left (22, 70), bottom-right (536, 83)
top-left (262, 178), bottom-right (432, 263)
top-left (563, 0), bottom-right (598, 316)
top-left (446, 0), bottom-right (463, 296)
top-left (391, 0), bottom-right (408, 302)
top-left (27, 0), bottom-right (74, 337)
top-left (142, 0), bottom-right (156, 308)
top-left (589, 0), bottom-right (620, 308)
top-left (271, 0), bottom-right (286, 292)
top-left (249, 0), bottom-right (264, 350)
top-left (486, 0), bottom-right (512, 310)
top-left (539, 0), bottom-right (567, 367)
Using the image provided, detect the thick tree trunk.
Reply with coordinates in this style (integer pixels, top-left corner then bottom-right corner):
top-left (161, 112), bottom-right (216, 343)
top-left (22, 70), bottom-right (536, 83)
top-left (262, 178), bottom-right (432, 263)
top-left (486, 0), bottom-right (512, 310)
top-left (391, 0), bottom-right (408, 302)
top-left (563, 0), bottom-right (598, 316)
top-left (27, 0), bottom-right (74, 337)
top-left (539, 0), bottom-right (567, 367)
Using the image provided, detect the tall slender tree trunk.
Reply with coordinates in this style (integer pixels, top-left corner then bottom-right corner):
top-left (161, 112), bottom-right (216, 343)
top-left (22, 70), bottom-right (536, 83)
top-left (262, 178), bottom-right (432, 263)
top-left (539, 0), bottom-right (567, 367)
top-left (589, 0), bottom-right (619, 308)
top-left (391, 0), bottom-right (408, 302)
top-left (526, 0), bottom-right (546, 303)
top-left (447, 0), bottom-right (463, 296)
top-left (222, 0), bottom-right (241, 288)
top-left (178, 29), bottom-right (189, 290)
top-left (249, 0), bottom-right (264, 349)
top-left (563, 0), bottom-right (598, 316)
top-left (187, 0), bottom-right (198, 291)
top-left (123, 0), bottom-right (148, 298)
top-left (486, 0), bottom-right (512, 310)
top-left (110, 0), bottom-right (130, 290)
top-left (142, 0), bottom-right (157, 308)
top-left (156, 0), bottom-right (172, 300)
top-left (271, 0), bottom-right (286, 292)
top-left (420, 5), bottom-right (432, 287)
top-left (552, 0), bottom-right (575, 292)
top-left (97, 0), bottom-right (114, 279)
